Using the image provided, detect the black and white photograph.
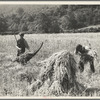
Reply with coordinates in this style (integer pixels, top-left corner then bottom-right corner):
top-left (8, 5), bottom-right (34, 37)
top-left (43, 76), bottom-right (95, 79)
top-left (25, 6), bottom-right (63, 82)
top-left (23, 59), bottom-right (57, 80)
top-left (0, 1), bottom-right (100, 97)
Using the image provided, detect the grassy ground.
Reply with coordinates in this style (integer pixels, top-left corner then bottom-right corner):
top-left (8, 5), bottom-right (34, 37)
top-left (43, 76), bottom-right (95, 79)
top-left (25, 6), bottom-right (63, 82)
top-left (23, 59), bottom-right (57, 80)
top-left (0, 33), bottom-right (100, 96)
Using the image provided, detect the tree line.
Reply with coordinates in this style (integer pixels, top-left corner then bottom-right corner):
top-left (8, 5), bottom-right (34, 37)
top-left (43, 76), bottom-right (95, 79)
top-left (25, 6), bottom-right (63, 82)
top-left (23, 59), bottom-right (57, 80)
top-left (1, 5), bottom-right (100, 34)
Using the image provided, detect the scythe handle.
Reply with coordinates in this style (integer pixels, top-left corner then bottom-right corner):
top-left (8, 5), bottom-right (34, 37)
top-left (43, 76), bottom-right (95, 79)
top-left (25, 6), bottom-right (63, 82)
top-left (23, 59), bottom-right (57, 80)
top-left (13, 30), bottom-right (18, 44)
top-left (14, 34), bottom-right (17, 43)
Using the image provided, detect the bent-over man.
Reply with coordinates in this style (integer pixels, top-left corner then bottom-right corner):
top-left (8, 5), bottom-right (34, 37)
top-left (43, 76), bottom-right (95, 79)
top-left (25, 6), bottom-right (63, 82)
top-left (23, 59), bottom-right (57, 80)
top-left (75, 44), bottom-right (97, 73)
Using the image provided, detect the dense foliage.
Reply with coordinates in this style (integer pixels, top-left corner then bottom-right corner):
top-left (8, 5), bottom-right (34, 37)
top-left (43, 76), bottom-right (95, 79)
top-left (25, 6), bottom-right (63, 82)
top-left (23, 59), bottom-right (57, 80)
top-left (1, 5), bottom-right (100, 34)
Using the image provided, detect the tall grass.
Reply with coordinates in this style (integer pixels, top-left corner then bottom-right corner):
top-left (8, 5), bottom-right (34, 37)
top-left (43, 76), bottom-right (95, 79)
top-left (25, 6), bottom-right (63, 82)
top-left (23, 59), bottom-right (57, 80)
top-left (0, 33), bottom-right (100, 96)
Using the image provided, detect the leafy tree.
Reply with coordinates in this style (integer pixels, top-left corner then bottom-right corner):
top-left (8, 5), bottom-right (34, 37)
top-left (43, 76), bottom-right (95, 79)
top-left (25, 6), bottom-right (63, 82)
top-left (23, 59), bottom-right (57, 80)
top-left (50, 17), bottom-right (60, 33)
top-left (0, 15), bottom-right (8, 32)
top-left (35, 13), bottom-right (51, 33)
top-left (60, 6), bottom-right (77, 32)
top-left (55, 5), bottom-right (68, 17)
top-left (21, 13), bottom-right (34, 22)
top-left (67, 5), bottom-right (77, 30)
top-left (16, 7), bottom-right (24, 16)
top-left (19, 22), bottom-right (28, 31)
top-left (75, 11), bottom-right (86, 28)
top-left (60, 15), bottom-right (69, 32)
top-left (9, 14), bottom-right (20, 32)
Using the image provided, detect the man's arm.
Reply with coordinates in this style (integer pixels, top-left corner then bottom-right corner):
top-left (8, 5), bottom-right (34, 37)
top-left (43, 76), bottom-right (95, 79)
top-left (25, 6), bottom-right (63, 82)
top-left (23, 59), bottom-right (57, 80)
top-left (16, 39), bottom-right (21, 50)
top-left (16, 45), bottom-right (21, 50)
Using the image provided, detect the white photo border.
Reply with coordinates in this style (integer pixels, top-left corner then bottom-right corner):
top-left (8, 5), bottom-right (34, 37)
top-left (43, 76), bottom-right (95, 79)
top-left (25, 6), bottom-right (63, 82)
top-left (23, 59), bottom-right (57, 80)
top-left (0, 1), bottom-right (100, 99)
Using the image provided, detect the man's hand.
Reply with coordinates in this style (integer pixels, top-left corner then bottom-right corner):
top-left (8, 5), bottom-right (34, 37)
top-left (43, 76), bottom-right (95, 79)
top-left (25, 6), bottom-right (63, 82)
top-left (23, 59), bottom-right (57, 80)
top-left (18, 48), bottom-right (21, 50)
top-left (16, 46), bottom-right (21, 50)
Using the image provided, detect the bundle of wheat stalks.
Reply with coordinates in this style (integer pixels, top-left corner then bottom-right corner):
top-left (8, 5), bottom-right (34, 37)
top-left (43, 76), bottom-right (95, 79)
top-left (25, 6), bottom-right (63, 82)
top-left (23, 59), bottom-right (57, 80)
top-left (28, 50), bottom-right (85, 96)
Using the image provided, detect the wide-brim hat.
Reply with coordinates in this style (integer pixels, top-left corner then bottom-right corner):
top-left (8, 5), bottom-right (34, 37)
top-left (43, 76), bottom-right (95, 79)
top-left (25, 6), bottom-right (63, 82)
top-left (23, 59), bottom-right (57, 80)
top-left (19, 32), bottom-right (25, 36)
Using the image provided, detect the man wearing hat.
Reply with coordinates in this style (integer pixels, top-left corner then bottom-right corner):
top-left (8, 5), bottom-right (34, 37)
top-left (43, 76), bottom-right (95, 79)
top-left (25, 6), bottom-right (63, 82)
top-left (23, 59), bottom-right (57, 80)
top-left (16, 32), bottom-right (30, 56)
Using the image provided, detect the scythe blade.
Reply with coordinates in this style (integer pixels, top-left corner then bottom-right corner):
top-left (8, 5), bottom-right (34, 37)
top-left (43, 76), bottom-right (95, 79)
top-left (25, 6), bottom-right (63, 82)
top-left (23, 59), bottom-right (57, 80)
top-left (14, 42), bottom-right (44, 64)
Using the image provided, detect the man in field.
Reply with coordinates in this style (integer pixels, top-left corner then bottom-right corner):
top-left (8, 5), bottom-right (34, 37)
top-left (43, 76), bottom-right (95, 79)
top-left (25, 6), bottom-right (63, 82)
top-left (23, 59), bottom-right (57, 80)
top-left (75, 44), bottom-right (97, 73)
top-left (16, 32), bottom-right (30, 56)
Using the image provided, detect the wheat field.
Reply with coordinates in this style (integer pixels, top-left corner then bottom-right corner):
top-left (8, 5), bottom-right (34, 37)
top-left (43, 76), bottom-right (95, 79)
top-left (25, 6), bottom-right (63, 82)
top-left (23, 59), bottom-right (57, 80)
top-left (0, 33), bottom-right (100, 97)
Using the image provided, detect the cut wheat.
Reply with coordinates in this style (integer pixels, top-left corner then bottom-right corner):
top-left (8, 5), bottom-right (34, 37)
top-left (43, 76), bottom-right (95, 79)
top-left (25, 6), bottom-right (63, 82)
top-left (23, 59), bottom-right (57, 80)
top-left (29, 50), bottom-right (85, 96)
